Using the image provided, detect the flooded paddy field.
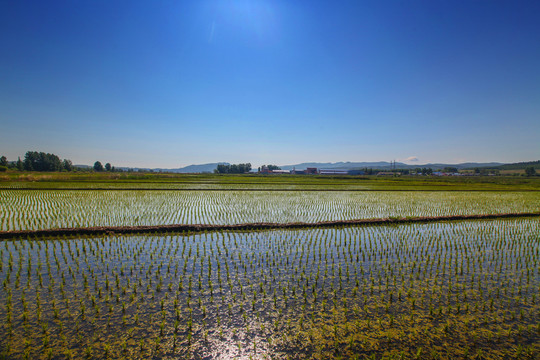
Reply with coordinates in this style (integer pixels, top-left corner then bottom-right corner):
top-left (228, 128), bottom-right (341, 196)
top-left (1, 190), bottom-right (539, 231)
top-left (1, 218), bottom-right (539, 359)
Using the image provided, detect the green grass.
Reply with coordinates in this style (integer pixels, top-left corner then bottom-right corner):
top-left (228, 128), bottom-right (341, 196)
top-left (1, 171), bottom-right (540, 190)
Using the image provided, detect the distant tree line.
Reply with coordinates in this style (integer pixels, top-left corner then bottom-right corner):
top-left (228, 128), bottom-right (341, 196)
top-left (93, 161), bottom-right (114, 172)
top-left (470, 167), bottom-right (500, 175)
top-left (418, 168), bottom-right (433, 175)
top-left (442, 167), bottom-right (458, 173)
top-left (494, 160), bottom-right (540, 171)
top-left (0, 152), bottom-right (73, 172)
top-left (214, 163), bottom-right (252, 174)
top-left (19, 151), bottom-right (72, 172)
top-left (0, 156), bottom-right (9, 172)
top-left (258, 164), bottom-right (281, 171)
top-left (0, 151), bottom-right (115, 173)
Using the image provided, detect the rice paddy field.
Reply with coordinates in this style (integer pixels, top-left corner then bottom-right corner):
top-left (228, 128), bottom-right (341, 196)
top-left (0, 174), bottom-right (539, 359)
top-left (0, 190), bottom-right (539, 231)
top-left (1, 219), bottom-right (539, 359)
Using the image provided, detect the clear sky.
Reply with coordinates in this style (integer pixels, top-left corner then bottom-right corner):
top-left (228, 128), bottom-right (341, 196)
top-left (1, 0), bottom-right (539, 168)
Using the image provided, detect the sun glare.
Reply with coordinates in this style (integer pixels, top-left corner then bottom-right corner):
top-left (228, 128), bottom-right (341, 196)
top-left (213, 0), bottom-right (277, 41)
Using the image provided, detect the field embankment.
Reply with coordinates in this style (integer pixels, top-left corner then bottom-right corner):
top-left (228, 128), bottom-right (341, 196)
top-left (1, 172), bottom-right (540, 191)
top-left (1, 212), bottom-right (539, 239)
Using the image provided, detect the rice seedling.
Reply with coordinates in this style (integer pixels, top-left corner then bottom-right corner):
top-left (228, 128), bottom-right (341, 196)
top-left (0, 218), bottom-right (539, 358)
top-left (0, 190), bottom-right (538, 231)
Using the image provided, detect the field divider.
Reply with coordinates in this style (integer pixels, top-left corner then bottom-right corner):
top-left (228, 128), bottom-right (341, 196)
top-left (1, 212), bottom-right (539, 239)
top-left (1, 187), bottom-right (540, 191)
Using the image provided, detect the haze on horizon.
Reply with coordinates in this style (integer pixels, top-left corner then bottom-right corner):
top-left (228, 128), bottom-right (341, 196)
top-left (1, 0), bottom-right (539, 169)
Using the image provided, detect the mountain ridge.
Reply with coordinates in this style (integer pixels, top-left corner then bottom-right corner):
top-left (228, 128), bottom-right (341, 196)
top-left (74, 160), bottom-right (540, 173)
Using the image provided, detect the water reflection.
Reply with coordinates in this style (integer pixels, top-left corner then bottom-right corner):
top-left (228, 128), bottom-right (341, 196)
top-left (0, 218), bottom-right (539, 358)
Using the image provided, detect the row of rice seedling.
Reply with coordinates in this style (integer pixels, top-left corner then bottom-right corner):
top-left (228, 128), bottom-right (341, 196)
top-left (1, 190), bottom-right (538, 231)
top-left (0, 181), bottom-right (369, 191)
top-left (0, 218), bottom-right (538, 358)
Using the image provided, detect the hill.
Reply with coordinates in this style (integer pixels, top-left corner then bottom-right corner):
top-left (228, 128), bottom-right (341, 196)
top-left (491, 160), bottom-right (540, 170)
top-left (159, 162), bottom-right (230, 173)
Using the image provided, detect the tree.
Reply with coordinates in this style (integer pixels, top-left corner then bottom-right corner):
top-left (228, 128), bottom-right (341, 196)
top-left (261, 164), bottom-right (281, 171)
top-left (62, 159), bottom-right (73, 171)
top-left (23, 151), bottom-right (63, 171)
top-left (421, 167), bottom-right (433, 175)
top-left (525, 166), bottom-right (536, 176)
top-left (16, 157), bottom-right (23, 171)
top-left (363, 167), bottom-right (374, 175)
top-left (214, 163), bottom-right (252, 174)
top-left (0, 156), bottom-right (7, 167)
top-left (94, 161), bottom-right (104, 172)
top-left (105, 163), bottom-right (112, 172)
top-left (443, 167), bottom-right (458, 173)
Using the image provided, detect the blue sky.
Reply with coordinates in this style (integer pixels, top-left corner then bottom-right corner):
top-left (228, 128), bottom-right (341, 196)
top-left (1, 0), bottom-right (539, 168)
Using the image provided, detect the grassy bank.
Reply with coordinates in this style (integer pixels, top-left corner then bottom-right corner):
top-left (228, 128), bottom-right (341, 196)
top-left (1, 172), bottom-right (540, 191)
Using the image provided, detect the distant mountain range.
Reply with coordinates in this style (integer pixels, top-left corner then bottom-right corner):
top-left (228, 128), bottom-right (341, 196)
top-left (155, 162), bottom-right (230, 173)
top-left (76, 160), bottom-right (540, 173)
top-left (492, 160), bottom-right (540, 170)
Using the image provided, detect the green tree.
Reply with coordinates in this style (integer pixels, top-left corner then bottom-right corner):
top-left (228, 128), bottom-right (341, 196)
top-left (0, 156), bottom-right (7, 167)
top-left (23, 151), bottom-right (63, 171)
top-left (16, 157), bottom-right (23, 171)
top-left (214, 163), bottom-right (251, 174)
top-left (215, 164), bottom-right (227, 174)
top-left (262, 164), bottom-right (281, 171)
top-left (525, 166), bottom-right (536, 176)
top-left (94, 161), bottom-right (104, 172)
top-left (105, 163), bottom-right (112, 171)
top-left (62, 159), bottom-right (73, 171)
